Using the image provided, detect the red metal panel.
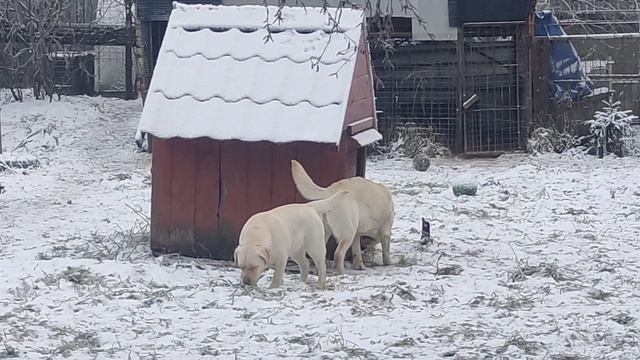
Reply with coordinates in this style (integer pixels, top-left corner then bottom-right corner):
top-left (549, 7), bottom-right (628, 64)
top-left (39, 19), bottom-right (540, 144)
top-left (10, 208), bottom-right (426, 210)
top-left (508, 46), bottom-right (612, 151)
top-left (194, 138), bottom-right (220, 258)
top-left (170, 138), bottom-right (198, 255)
top-left (218, 140), bottom-right (249, 259)
top-left (150, 138), bottom-right (173, 255)
top-left (347, 117), bottom-right (374, 135)
top-left (354, 45), bottom-right (369, 78)
top-left (271, 143), bottom-right (298, 207)
top-left (295, 142), bottom-right (328, 202)
top-left (247, 141), bottom-right (274, 215)
top-left (339, 136), bottom-right (359, 178)
top-left (344, 41), bottom-right (376, 126)
top-left (356, 146), bottom-right (367, 177)
top-left (363, 38), bottom-right (379, 129)
top-left (348, 74), bottom-right (374, 105)
top-left (345, 149), bottom-right (358, 178)
top-left (346, 98), bottom-right (374, 125)
top-left (316, 142), bottom-right (342, 185)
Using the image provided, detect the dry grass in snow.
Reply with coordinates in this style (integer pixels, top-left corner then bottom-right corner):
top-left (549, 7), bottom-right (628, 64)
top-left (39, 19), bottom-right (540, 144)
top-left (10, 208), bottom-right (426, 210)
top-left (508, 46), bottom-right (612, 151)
top-left (1, 93), bottom-right (640, 359)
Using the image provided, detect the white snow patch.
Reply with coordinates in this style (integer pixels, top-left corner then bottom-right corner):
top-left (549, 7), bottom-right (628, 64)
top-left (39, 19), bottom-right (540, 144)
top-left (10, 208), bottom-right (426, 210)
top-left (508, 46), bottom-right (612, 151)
top-left (1, 94), bottom-right (640, 358)
top-left (352, 128), bottom-right (382, 146)
top-left (170, 3), bottom-right (363, 32)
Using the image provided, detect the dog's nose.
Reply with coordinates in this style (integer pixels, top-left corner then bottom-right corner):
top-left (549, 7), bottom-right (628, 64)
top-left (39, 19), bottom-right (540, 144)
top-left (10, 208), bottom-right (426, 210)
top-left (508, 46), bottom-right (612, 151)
top-left (242, 275), bottom-right (252, 285)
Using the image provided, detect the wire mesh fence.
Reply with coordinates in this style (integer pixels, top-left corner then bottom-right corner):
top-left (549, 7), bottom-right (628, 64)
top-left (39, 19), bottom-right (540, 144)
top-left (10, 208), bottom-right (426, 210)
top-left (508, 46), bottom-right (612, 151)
top-left (371, 22), bottom-right (528, 153)
top-left (462, 23), bottom-right (528, 153)
top-left (372, 41), bottom-right (458, 148)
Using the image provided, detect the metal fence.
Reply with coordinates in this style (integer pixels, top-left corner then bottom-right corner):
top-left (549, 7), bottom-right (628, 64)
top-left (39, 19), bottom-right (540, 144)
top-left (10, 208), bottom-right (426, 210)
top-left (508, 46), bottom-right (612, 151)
top-left (372, 41), bottom-right (458, 148)
top-left (371, 22), bottom-right (529, 153)
top-left (461, 23), bottom-right (528, 153)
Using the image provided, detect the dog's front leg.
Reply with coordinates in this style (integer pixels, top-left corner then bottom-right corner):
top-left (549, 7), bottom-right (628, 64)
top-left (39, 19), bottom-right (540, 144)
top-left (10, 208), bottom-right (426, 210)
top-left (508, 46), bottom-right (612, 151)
top-left (351, 236), bottom-right (365, 270)
top-left (269, 257), bottom-right (287, 288)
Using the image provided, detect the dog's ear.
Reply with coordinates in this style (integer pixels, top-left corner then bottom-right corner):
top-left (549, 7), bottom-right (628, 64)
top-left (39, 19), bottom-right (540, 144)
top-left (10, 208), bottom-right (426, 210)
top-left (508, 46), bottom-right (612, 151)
top-left (258, 246), bottom-right (271, 265)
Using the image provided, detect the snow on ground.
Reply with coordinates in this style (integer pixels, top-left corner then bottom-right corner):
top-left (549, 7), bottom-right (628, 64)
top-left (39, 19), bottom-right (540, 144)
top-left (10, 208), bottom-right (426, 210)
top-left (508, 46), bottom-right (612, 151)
top-left (1, 94), bottom-right (640, 359)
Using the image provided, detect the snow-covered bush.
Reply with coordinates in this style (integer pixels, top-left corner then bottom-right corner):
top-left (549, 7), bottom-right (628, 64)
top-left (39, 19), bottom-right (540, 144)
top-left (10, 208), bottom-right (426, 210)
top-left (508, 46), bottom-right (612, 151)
top-left (577, 95), bottom-right (638, 157)
top-left (396, 124), bottom-right (449, 158)
top-left (527, 127), bottom-right (574, 154)
top-left (371, 123), bottom-right (450, 160)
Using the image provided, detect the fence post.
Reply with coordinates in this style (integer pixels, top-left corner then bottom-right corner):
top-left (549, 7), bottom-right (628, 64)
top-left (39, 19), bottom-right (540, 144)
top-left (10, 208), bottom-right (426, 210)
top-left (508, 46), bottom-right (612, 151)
top-left (0, 107), bottom-right (3, 154)
top-left (455, 26), bottom-right (465, 154)
top-left (125, 0), bottom-right (134, 100)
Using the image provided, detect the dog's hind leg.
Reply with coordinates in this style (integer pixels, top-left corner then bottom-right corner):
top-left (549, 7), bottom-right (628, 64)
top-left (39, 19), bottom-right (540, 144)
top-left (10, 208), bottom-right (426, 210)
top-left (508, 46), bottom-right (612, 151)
top-left (307, 245), bottom-right (326, 289)
top-left (292, 251), bottom-right (309, 283)
top-left (351, 236), bottom-right (365, 270)
top-left (380, 228), bottom-right (392, 266)
top-left (325, 204), bottom-right (358, 275)
top-left (334, 234), bottom-right (356, 275)
top-left (269, 257), bottom-right (287, 289)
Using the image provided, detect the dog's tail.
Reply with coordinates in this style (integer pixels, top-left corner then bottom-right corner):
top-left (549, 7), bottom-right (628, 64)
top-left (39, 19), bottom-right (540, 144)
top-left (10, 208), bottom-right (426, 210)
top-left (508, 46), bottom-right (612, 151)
top-left (291, 159), bottom-right (331, 200)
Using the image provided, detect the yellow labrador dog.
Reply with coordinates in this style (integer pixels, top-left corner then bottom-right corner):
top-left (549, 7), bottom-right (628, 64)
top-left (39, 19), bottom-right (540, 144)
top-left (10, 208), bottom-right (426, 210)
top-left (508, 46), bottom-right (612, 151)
top-left (291, 160), bottom-right (395, 274)
top-left (234, 191), bottom-right (350, 289)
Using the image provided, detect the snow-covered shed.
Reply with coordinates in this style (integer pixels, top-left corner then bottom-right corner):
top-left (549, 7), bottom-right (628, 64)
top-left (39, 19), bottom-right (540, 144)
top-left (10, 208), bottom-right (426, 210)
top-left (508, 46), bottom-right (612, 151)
top-left (137, 2), bottom-right (381, 260)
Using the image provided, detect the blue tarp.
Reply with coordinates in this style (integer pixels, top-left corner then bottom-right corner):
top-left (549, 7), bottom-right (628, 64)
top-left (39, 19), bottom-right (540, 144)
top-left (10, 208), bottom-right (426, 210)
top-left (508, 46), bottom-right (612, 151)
top-left (534, 10), bottom-right (594, 104)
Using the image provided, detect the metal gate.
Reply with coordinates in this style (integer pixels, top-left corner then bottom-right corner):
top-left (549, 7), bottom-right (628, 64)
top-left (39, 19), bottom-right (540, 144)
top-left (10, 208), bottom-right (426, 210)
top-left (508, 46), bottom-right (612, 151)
top-left (460, 22), bottom-right (528, 154)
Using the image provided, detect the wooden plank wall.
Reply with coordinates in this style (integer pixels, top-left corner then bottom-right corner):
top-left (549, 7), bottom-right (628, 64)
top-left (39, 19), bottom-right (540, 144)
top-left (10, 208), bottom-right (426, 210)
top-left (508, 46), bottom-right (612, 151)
top-left (194, 139), bottom-right (220, 257)
top-left (345, 40), bottom-right (376, 126)
top-left (151, 138), bottom-right (355, 260)
top-left (151, 138), bottom-right (222, 257)
top-left (150, 138), bottom-right (173, 255)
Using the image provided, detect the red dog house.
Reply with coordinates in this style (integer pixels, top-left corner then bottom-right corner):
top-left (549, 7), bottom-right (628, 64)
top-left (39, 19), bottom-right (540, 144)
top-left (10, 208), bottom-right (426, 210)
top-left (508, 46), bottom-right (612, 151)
top-left (137, 3), bottom-right (381, 260)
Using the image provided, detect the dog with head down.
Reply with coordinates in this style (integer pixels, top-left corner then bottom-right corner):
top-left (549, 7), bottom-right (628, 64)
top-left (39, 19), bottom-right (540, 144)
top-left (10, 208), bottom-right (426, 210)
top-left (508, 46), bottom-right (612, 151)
top-left (234, 191), bottom-right (352, 289)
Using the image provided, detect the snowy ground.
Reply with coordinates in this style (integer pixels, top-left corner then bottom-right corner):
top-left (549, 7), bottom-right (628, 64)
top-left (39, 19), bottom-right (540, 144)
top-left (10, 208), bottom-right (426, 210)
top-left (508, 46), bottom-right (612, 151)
top-left (1, 94), bottom-right (640, 359)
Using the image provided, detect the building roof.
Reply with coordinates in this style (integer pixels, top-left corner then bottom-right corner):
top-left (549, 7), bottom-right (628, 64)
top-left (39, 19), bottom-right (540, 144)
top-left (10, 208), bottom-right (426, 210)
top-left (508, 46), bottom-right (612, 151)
top-left (137, 2), bottom-right (365, 144)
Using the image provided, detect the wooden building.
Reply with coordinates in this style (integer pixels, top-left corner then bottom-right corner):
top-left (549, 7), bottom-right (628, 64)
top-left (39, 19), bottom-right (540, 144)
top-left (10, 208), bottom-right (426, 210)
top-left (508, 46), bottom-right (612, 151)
top-left (136, 3), bottom-right (380, 260)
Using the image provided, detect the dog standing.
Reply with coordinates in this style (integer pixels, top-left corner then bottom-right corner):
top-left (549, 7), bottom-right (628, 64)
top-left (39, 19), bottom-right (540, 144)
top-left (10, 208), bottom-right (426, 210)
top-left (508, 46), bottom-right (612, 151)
top-left (291, 160), bottom-right (395, 274)
top-left (234, 191), bottom-right (350, 289)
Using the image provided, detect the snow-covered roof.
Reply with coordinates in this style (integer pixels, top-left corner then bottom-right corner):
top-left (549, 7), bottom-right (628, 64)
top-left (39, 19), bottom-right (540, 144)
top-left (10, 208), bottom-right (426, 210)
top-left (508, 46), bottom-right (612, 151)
top-left (137, 2), bottom-right (365, 144)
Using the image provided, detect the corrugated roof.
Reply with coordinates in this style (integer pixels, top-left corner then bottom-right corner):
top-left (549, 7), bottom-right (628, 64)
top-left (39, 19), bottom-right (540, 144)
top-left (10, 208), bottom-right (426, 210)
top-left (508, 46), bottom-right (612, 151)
top-left (137, 2), bottom-right (364, 144)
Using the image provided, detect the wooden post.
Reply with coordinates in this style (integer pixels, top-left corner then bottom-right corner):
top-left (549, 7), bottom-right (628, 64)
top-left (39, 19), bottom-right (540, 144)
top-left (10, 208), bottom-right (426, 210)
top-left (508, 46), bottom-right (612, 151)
top-left (125, 0), bottom-right (134, 100)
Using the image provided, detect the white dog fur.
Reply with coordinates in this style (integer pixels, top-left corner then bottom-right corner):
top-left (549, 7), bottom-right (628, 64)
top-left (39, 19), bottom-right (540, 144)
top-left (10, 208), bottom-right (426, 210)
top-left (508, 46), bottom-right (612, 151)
top-left (234, 191), bottom-right (351, 289)
top-left (291, 160), bottom-right (395, 274)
